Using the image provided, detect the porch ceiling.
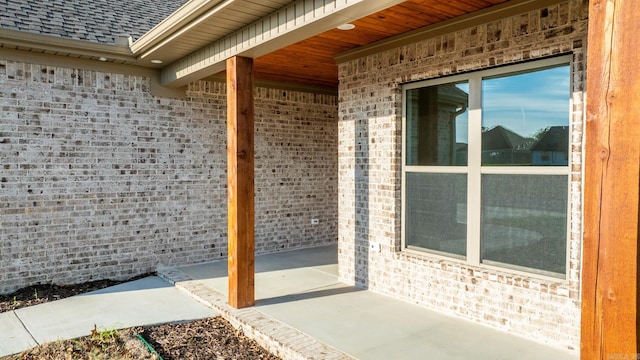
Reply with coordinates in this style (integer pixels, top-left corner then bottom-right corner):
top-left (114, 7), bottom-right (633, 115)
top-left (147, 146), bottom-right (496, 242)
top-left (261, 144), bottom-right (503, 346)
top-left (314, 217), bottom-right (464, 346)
top-left (249, 0), bottom-right (509, 89)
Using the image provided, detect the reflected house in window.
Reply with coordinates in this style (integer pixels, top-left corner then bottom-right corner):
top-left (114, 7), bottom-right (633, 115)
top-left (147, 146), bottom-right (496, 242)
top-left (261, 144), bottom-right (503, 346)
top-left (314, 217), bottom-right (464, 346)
top-left (481, 126), bottom-right (535, 165)
top-left (433, 84), bottom-right (469, 166)
top-left (406, 83), bottom-right (468, 166)
top-left (531, 126), bottom-right (569, 165)
top-left (405, 82), bottom-right (469, 256)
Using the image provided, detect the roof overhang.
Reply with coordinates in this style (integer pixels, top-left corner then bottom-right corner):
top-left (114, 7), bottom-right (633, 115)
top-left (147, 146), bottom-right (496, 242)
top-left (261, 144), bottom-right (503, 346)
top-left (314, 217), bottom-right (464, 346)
top-left (156, 0), bottom-right (406, 87)
top-left (0, 0), bottom-right (545, 92)
top-left (129, 0), bottom-right (280, 68)
top-left (1, 0), bottom-right (402, 83)
top-left (0, 28), bottom-right (135, 63)
top-left (130, 0), bottom-right (231, 55)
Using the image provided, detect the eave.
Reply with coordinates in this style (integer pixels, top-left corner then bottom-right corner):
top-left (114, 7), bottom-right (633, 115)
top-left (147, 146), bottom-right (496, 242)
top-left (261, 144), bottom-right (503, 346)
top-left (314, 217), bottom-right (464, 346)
top-left (0, 0), bottom-right (539, 91)
top-left (130, 0), bottom-right (295, 68)
top-left (156, 0), bottom-right (407, 87)
top-left (0, 28), bottom-right (136, 64)
top-left (130, 0), bottom-right (232, 55)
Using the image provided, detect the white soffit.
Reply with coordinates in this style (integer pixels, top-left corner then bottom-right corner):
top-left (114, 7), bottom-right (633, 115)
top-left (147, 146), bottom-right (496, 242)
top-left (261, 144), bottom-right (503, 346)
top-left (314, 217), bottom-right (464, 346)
top-left (132, 0), bottom-right (293, 67)
top-left (159, 0), bottom-right (406, 87)
top-left (131, 0), bottom-right (230, 54)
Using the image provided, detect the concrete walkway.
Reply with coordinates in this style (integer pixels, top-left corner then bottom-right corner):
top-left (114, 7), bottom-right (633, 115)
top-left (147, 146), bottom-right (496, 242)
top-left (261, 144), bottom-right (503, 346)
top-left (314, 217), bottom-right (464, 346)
top-left (0, 276), bottom-right (216, 357)
top-left (161, 245), bottom-right (579, 360)
top-left (1, 246), bottom-right (580, 359)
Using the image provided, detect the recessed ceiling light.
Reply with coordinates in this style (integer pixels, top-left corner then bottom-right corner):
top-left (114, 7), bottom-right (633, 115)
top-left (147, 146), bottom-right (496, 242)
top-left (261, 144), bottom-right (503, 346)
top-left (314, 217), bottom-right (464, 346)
top-left (151, 59), bottom-right (163, 64)
top-left (337, 23), bottom-right (355, 31)
top-left (98, 57), bottom-right (108, 62)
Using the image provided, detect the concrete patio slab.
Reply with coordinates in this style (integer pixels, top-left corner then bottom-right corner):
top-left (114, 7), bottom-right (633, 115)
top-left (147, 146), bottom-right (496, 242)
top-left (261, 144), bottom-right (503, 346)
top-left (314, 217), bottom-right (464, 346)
top-left (1, 276), bottom-right (216, 357)
top-left (0, 311), bottom-right (38, 357)
top-left (164, 245), bottom-right (578, 360)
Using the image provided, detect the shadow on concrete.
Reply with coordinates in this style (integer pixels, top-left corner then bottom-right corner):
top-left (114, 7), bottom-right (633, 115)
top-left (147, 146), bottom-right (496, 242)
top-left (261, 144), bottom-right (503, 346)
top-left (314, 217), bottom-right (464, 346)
top-left (256, 285), bottom-right (363, 306)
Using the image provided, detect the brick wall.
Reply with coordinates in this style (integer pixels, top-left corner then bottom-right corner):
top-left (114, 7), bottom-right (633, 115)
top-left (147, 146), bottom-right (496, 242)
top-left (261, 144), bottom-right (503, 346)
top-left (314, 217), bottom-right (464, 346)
top-left (337, 0), bottom-right (586, 350)
top-left (0, 62), bottom-right (337, 294)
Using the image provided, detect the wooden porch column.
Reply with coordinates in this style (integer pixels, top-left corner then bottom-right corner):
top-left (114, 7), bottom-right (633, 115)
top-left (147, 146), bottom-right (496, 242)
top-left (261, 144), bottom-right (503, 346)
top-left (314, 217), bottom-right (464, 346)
top-left (227, 56), bottom-right (255, 309)
top-left (581, 0), bottom-right (640, 358)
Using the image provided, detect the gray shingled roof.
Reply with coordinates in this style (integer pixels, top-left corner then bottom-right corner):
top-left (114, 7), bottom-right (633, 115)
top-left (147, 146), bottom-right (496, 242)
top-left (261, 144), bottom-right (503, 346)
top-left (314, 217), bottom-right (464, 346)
top-left (531, 126), bottom-right (569, 152)
top-left (0, 0), bottom-right (189, 45)
top-left (482, 125), bottom-right (535, 151)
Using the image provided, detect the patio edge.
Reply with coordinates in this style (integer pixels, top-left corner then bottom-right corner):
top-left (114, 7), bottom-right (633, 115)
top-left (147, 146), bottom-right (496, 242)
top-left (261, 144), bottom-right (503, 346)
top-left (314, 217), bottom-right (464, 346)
top-left (157, 268), bottom-right (354, 360)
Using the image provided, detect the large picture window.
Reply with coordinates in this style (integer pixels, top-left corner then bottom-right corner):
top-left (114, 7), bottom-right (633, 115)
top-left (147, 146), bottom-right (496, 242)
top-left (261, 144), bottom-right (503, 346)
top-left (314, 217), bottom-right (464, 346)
top-left (402, 56), bottom-right (571, 278)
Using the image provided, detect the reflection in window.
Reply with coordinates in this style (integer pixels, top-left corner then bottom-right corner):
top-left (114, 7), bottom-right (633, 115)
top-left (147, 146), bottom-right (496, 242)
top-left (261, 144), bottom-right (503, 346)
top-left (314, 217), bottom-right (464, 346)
top-left (482, 65), bottom-right (570, 166)
top-left (403, 58), bottom-right (572, 277)
top-left (406, 82), bottom-right (469, 166)
top-left (530, 126), bottom-right (569, 165)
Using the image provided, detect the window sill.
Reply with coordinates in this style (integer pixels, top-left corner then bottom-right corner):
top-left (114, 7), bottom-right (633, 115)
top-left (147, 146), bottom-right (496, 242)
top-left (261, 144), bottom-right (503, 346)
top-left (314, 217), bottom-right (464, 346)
top-left (397, 247), bottom-right (571, 288)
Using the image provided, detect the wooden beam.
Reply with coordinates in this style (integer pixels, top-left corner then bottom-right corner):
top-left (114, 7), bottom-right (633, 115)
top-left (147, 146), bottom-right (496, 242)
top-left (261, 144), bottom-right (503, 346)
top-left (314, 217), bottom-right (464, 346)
top-left (227, 56), bottom-right (255, 309)
top-left (581, 0), bottom-right (640, 358)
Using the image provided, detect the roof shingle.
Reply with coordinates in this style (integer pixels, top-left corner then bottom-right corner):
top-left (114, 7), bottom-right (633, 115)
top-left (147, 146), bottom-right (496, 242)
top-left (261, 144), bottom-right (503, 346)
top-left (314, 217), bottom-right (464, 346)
top-left (0, 0), bottom-right (189, 45)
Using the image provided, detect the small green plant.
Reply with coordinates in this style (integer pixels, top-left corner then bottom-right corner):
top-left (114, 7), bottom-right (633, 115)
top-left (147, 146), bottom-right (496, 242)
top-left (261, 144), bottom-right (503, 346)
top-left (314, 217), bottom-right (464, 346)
top-left (33, 289), bottom-right (38, 300)
top-left (91, 324), bottom-right (118, 341)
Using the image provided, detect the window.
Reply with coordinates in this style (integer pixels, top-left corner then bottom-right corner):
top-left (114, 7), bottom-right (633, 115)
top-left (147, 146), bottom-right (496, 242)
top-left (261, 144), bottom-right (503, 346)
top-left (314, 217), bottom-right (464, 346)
top-left (402, 57), bottom-right (571, 278)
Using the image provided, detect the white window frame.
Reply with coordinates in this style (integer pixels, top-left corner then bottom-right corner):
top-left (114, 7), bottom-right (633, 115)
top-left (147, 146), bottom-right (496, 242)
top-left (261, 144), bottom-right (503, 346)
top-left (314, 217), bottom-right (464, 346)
top-left (401, 55), bottom-right (573, 280)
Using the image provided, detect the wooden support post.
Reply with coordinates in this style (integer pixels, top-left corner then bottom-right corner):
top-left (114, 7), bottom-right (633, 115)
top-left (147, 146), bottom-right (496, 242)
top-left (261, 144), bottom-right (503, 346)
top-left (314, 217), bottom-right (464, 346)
top-left (581, 0), bottom-right (640, 358)
top-left (227, 56), bottom-right (255, 309)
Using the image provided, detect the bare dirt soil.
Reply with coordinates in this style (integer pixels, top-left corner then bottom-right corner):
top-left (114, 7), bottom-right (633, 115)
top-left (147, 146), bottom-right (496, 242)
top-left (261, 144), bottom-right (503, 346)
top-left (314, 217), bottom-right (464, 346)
top-left (0, 278), bottom-right (280, 360)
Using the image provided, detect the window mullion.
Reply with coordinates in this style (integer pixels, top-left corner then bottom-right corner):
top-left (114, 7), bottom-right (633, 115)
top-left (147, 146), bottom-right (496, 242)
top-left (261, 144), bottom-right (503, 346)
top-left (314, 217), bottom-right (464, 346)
top-left (466, 76), bottom-right (482, 266)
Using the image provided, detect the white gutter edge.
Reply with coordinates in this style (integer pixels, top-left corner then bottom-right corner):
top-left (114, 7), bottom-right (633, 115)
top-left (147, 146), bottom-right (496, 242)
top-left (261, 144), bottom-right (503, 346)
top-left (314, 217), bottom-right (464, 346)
top-left (129, 0), bottom-right (229, 54)
top-left (0, 28), bottom-right (135, 61)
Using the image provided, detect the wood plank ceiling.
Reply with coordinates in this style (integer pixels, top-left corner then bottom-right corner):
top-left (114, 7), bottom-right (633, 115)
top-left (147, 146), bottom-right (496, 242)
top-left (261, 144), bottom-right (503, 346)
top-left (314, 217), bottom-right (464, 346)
top-left (252, 0), bottom-right (510, 89)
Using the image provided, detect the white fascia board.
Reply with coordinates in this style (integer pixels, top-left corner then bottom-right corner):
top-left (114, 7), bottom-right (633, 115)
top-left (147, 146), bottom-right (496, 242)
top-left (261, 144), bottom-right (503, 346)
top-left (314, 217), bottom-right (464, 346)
top-left (0, 28), bottom-right (134, 61)
top-left (160, 0), bottom-right (406, 87)
top-left (130, 0), bottom-right (228, 54)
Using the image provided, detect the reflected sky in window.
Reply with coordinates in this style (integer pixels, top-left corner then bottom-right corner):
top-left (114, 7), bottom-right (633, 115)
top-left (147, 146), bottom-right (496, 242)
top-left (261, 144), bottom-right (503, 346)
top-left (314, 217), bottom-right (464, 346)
top-left (454, 65), bottom-right (570, 143)
top-left (483, 65), bottom-right (570, 139)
